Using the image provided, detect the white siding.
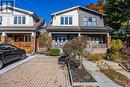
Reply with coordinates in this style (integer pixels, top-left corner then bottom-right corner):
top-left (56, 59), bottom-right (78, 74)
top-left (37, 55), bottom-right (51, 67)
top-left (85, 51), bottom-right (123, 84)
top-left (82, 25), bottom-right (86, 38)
top-left (0, 8), bottom-right (36, 26)
top-left (52, 9), bottom-right (79, 26)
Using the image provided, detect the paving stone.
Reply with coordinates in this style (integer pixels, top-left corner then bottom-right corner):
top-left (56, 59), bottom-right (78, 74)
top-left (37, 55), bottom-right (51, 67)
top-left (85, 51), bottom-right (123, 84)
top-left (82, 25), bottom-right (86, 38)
top-left (0, 54), bottom-right (71, 87)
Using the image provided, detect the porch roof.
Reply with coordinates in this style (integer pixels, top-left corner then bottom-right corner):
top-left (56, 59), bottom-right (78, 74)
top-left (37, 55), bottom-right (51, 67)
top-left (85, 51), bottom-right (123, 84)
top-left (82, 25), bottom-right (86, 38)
top-left (46, 26), bottom-right (113, 32)
top-left (0, 26), bottom-right (35, 31)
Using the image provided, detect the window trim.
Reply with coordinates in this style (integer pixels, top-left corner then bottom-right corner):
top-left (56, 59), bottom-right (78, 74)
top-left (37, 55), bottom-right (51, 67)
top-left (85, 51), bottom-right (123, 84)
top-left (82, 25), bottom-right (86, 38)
top-left (60, 16), bottom-right (73, 25)
top-left (83, 16), bottom-right (97, 26)
top-left (13, 16), bottom-right (26, 24)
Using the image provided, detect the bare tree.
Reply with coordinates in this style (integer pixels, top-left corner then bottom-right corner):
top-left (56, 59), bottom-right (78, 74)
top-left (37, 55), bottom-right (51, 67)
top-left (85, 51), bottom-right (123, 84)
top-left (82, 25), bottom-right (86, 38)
top-left (63, 36), bottom-right (87, 68)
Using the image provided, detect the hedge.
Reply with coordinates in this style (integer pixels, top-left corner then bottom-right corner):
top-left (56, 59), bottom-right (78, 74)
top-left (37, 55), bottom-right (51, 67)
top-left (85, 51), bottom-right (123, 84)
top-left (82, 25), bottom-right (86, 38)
top-left (50, 48), bottom-right (60, 56)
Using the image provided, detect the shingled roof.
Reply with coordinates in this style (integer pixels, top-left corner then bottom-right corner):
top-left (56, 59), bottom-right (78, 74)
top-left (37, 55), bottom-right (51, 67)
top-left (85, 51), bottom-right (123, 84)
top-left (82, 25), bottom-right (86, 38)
top-left (46, 26), bottom-right (112, 32)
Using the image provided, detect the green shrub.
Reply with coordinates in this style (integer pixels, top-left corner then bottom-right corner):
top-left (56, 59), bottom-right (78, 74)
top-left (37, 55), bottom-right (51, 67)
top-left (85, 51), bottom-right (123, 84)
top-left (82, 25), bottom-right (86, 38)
top-left (50, 48), bottom-right (60, 56)
top-left (107, 52), bottom-right (121, 62)
top-left (111, 39), bottom-right (123, 51)
top-left (89, 53), bottom-right (105, 62)
top-left (106, 39), bottom-right (123, 62)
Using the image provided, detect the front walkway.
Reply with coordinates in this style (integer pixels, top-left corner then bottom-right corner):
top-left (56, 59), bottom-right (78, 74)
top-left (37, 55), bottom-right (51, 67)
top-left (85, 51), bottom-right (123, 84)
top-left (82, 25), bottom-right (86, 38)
top-left (83, 59), bottom-right (121, 87)
top-left (0, 54), bottom-right (71, 87)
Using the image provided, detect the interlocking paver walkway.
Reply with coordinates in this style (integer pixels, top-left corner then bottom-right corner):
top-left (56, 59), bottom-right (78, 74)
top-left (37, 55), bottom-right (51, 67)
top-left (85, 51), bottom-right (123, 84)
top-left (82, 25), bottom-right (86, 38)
top-left (0, 54), bottom-right (71, 87)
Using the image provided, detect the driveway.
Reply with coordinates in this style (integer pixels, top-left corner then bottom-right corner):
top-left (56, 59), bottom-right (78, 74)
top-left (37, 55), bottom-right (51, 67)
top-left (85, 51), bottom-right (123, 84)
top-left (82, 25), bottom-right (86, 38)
top-left (0, 54), bottom-right (71, 87)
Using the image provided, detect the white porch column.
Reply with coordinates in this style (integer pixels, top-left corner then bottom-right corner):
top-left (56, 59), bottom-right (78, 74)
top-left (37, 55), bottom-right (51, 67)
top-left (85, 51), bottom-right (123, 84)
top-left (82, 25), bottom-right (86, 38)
top-left (78, 33), bottom-right (81, 37)
top-left (1, 32), bottom-right (7, 42)
top-left (49, 32), bottom-right (52, 36)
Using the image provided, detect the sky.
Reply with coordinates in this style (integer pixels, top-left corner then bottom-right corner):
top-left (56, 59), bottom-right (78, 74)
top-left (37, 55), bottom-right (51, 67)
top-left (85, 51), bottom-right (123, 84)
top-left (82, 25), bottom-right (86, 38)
top-left (15, 0), bottom-right (98, 24)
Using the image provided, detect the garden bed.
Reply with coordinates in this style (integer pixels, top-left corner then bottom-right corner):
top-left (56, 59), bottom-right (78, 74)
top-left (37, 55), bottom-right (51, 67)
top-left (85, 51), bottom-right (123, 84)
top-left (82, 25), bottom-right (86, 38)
top-left (101, 68), bottom-right (130, 87)
top-left (67, 62), bottom-right (97, 87)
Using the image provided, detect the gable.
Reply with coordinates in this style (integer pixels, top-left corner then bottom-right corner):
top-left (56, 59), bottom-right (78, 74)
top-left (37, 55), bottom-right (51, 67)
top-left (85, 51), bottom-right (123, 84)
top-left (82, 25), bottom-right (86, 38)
top-left (51, 6), bottom-right (106, 17)
top-left (0, 6), bottom-right (39, 21)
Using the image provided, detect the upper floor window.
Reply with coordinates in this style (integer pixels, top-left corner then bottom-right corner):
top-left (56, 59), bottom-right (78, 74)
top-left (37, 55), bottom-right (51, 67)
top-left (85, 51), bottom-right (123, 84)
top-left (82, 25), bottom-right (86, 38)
top-left (83, 16), bottom-right (97, 26)
top-left (60, 16), bottom-right (72, 25)
top-left (14, 16), bottom-right (26, 24)
top-left (60, 17), bottom-right (64, 25)
top-left (0, 16), bottom-right (2, 25)
top-left (1, 0), bottom-right (14, 14)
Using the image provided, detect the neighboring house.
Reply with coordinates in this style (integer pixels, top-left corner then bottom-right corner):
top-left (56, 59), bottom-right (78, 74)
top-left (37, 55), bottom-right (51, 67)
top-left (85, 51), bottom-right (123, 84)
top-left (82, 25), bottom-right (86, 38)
top-left (0, 5), bottom-right (45, 53)
top-left (46, 6), bottom-right (112, 53)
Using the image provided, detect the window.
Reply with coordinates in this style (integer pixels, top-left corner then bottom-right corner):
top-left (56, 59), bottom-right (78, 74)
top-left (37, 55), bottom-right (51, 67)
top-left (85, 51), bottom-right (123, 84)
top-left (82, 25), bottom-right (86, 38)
top-left (60, 16), bottom-right (73, 25)
top-left (14, 35), bottom-right (21, 42)
top-left (24, 36), bottom-right (31, 42)
top-left (83, 16), bottom-right (97, 26)
top-left (65, 17), bottom-right (68, 25)
top-left (0, 44), bottom-right (17, 50)
top-left (1, 1), bottom-right (14, 14)
top-left (92, 17), bottom-right (97, 26)
top-left (83, 17), bottom-right (88, 26)
top-left (14, 16), bottom-right (26, 24)
top-left (60, 17), bottom-right (64, 25)
top-left (0, 16), bottom-right (2, 25)
top-left (54, 35), bottom-right (58, 42)
top-left (18, 17), bottom-right (21, 24)
top-left (88, 17), bottom-right (92, 26)
top-left (69, 17), bottom-right (72, 25)
top-left (14, 17), bottom-right (17, 24)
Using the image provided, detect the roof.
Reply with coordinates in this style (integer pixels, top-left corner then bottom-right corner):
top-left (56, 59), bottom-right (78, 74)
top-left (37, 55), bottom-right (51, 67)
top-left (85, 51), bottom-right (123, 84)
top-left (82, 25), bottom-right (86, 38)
top-left (33, 18), bottom-right (45, 29)
top-left (0, 26), bottom-right (35, 31)
top-left (46, 26), bottom-right (113, 32)
top-left (51, 5), bottom-right (106, 16)
top-left (0, 5), bottom-right (39, 21)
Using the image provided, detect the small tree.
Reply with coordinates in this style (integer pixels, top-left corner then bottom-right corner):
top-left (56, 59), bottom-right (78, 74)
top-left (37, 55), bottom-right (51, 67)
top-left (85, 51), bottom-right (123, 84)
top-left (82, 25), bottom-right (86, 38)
top-left (47, 35), bottom-right (52, 51)
top-left (63, 36), bottom-right (87, 68)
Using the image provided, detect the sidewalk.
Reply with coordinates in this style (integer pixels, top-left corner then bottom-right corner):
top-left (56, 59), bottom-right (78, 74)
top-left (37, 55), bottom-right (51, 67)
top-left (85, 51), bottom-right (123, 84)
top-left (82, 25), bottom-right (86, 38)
top-left (103, 60), bottom-right (130, 79)
top-left (83, 59), bottom-right (121, 87)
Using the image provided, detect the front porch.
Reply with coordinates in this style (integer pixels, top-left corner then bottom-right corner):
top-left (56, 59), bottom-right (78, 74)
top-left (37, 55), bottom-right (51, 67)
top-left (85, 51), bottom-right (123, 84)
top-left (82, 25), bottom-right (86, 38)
top-left (0, 32), bottom-right (36, 53)
top-left (50, 32), bottom-right (111, 53)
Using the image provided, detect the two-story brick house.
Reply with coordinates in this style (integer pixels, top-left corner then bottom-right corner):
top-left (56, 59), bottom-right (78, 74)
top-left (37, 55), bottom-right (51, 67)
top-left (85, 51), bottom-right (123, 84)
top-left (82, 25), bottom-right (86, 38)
top-left (46, 6), bottom-right (112, 53)
top-left (0, 5), bottom-right (44, 53)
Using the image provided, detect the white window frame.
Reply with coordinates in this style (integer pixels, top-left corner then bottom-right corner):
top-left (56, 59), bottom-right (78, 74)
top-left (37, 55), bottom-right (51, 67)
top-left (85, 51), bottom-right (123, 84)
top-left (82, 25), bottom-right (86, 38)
top-left (14, 16), bottom-right (26, 24)
top-left (60, 16), bottom-right (73, 25)
top-left (83, 16), bottom-right (97, 26)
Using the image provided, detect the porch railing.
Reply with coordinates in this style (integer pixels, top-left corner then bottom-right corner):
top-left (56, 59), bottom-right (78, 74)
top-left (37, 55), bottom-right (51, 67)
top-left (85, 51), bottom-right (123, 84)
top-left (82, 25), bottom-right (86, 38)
top-left (86, 43), bottom-right (107, 48)
top-left (12, 42), bottom-right (31, 48)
